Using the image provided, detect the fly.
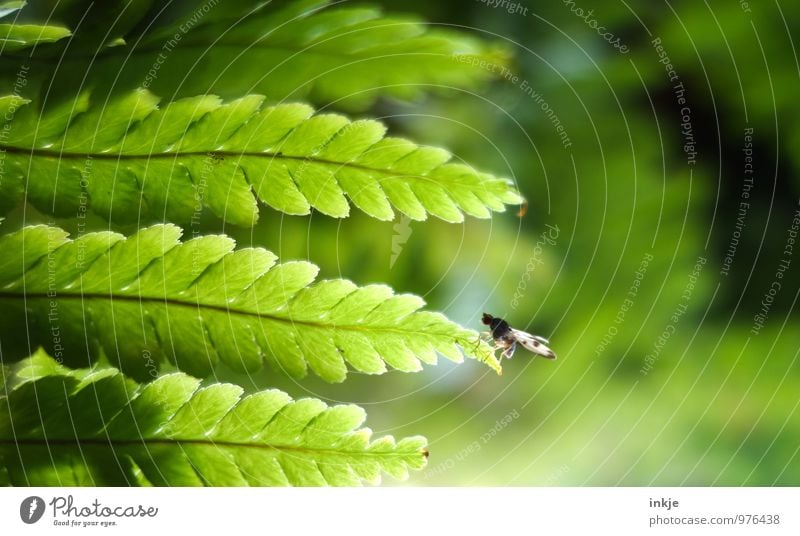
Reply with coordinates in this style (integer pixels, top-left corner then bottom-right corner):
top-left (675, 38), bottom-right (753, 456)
top-left (481, 313), bottom-right (556, 361)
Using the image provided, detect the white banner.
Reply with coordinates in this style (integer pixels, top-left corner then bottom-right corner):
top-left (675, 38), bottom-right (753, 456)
top-left (3, 487), bottom-right (798, 535)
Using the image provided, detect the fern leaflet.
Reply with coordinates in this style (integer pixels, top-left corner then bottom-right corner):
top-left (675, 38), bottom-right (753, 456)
top-left (0, 22), bottom-right (69, 52)
top-left (0, 1), bottom-right (26, 18)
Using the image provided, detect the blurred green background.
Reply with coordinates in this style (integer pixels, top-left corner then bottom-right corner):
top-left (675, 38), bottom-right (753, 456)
top-left (221, 0), bottom-right (798, 485)
top-left (10, 0), bottom-right (800, 485)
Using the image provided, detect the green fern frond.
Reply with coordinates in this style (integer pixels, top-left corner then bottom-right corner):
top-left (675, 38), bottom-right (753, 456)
top-left (0, 90), bottom-right (522, 225)
top-left (18, 0), bottom-right (506, 109)
top-left (0, 350), bottom-right (429, 486)
top-left (0, 22), bottom-right (70, 52)
top-left (0, 224), bottom-right (501, 382)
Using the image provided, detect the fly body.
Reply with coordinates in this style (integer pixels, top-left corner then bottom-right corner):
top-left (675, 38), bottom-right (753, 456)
top-left (481, 313), bottom-right (556, 361)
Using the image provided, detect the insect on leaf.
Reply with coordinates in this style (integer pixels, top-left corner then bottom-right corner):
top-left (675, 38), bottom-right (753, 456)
top-left (0, 224), bottom-right (502, 382)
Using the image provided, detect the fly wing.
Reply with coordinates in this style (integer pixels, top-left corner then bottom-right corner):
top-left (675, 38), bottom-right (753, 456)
top-left (511, 329), bottom-right (556, 359)
top-left (532, 334), bottom-right (550, 345)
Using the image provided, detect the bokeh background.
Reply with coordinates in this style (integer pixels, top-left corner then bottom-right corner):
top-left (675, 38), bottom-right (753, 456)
top-left (6, 0), bottom-right (799, 485)
top-left (216, 0), bottom-right (800, 485)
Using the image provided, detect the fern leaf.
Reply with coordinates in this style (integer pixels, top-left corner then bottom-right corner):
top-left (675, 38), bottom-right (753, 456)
top-left (0, 90), bottom-right (522, 224)
top-left (0, 22), bottom-right (70, 52)
top-left (24, 0), bottom-right (507, 110)
top-left (0, 224), bottom-right (501, 382)
top-left (0, 350), bottom-right (429, 486)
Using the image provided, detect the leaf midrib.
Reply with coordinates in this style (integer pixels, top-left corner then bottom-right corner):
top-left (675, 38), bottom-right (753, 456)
top-left (2, 437), bottom-right (421, 459)
top-left (0, 291), bottom-right (459, 339)
top-left (0, 144), bottom-right (476, 187)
